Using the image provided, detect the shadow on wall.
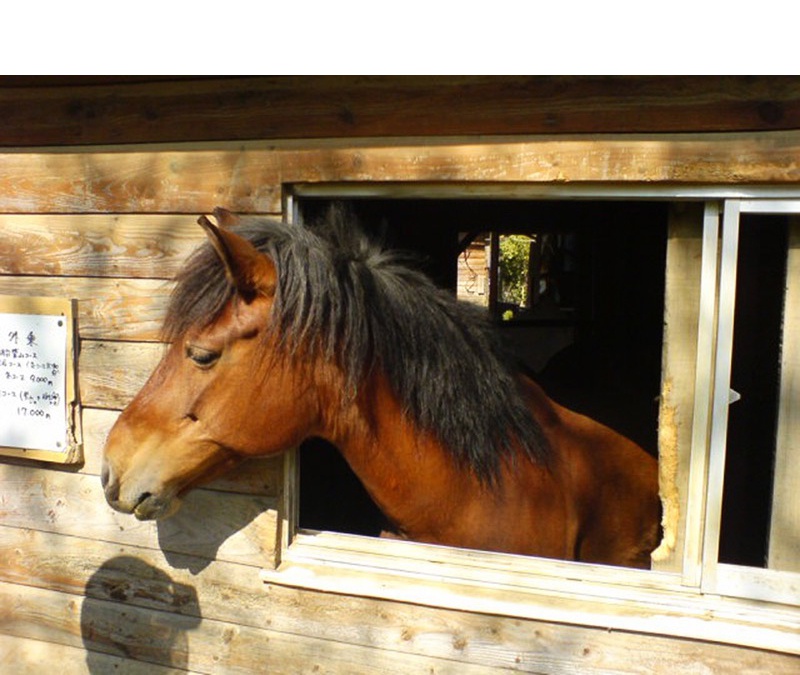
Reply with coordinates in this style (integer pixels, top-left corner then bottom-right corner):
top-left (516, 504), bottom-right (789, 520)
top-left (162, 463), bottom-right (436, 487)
top-left (81, 556), bottom-right (201, 672)
top-left (155, 485), bottom-right (272, 575)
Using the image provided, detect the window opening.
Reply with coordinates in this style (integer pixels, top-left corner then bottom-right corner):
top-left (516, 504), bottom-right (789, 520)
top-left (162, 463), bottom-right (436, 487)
top-left (457, 231), bottom-right (579, 325)
top-left (295, 198), bottom-right (668, 557)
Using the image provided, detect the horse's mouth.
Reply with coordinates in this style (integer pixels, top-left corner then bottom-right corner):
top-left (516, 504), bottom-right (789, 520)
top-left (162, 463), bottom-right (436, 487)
top-left (103, 467), bottom-right (192, 520)
top-left (131, 491), bottom-right (179, 521)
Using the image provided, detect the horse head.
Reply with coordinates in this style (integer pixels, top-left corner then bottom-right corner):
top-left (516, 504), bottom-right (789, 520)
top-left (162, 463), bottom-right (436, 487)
top-left (101, 210), bottom-right (321, 520)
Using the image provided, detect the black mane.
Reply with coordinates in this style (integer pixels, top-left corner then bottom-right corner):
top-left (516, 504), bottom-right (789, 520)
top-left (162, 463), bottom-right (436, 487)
top-left (165, 210), bottom-right (550, 482)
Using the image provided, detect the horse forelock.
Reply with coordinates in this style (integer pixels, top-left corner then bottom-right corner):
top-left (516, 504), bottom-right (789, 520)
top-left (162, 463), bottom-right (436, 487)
top-left (164, 209), bottom-right (550, 482)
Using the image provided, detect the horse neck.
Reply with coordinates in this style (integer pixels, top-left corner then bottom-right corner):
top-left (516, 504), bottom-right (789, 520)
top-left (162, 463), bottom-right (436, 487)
top-left (317, 370), bottom-right (479, 539)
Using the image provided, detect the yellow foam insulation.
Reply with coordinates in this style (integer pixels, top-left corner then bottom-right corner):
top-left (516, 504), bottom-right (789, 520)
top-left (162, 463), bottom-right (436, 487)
top-left (651, 378), bottom-right (680, 562)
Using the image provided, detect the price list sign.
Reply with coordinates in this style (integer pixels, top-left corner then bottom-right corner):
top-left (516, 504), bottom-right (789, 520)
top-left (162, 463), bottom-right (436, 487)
top-left (0, 297), bottom-right (81, 463)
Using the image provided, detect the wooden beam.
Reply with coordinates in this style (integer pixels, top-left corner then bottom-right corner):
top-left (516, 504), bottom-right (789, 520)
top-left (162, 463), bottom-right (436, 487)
top-left (2, 132), bottom-right (800, 214)
top-left (1, 76), bottom-right (800, 146)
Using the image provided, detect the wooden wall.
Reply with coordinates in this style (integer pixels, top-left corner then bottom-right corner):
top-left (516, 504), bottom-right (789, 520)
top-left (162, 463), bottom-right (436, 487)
top-left (1, 77), bottom-right (799, 673)
top-left (0, 210), bottom-right (288, 671)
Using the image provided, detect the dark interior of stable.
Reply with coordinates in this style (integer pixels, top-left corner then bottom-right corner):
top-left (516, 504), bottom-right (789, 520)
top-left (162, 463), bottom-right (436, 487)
top-left (294, 199), bottom-right (782, 569)
top-left (721, 214), bottom-right (787, 567)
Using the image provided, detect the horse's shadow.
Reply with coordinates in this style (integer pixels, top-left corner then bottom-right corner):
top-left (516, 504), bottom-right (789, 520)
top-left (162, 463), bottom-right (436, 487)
top-left (81, 555), bottom-right (201, 672)
top-left (155, 482), bottom-right (274, 575)
top-left (81, 481), bottom-right (270, 669)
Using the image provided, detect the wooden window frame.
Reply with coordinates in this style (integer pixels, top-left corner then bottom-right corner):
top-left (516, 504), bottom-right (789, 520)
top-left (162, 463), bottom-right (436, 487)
top-left (261, 185), bottom-right (800, 655)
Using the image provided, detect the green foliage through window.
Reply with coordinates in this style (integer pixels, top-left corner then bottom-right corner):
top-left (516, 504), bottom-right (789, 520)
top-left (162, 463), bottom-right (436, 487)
top-left (499, 235), bottom-right (533, 308)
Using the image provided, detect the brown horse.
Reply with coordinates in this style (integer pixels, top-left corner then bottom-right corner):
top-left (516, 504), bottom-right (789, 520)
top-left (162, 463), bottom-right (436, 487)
top-left (102, 208), bottom-right (661, 568)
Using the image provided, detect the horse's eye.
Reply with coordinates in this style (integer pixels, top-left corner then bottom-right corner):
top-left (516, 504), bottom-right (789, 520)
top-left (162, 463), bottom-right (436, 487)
top-left (186, 345), bottom-right (220, 369)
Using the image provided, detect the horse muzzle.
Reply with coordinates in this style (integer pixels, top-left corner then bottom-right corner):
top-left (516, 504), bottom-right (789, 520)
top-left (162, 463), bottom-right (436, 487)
top-left (101, 460), bottom-right (180, 521)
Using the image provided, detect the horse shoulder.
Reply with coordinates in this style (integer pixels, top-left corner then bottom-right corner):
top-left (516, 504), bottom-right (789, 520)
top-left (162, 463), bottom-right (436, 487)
top-left (519, 376), bottom-right (661, 567)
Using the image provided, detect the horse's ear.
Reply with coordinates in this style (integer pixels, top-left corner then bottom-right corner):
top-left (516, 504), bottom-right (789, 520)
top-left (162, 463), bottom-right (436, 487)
top-left (197, 214), bottom-right (276, 300)
top-left (212, 206), bottom-right (241, 229)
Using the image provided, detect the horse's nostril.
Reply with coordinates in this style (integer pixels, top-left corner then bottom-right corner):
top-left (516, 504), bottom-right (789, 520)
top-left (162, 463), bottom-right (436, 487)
top-left (101, 463), bottom-right (121, 503)
top-left (104, 480), bottom-right (120, 503)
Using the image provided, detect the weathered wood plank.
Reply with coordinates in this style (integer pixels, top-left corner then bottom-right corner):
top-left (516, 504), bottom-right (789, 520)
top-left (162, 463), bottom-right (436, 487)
top-left (0, 150), bottom-right (282, 213)
top-left (0, 634), bottom-right (185, 675)
top-left (269, 555), bottom-right (800, 661)
top-left (2, 76), bottom-right (800, 147)
top-left (0, 276), bottom-right (172, 341)
top-left (2, 529), bottom-right (544, 671)
top-left (1, 582), bottom-right (507, 675)
top-left (2, 569), bottom-right (797, 674)
top-left (0, 214), bottom-right (203, 278)
top-left (0, 528), bottom-right (266, 624)
top-left (5, 527), bottom-right (562, 672)
top-left (2, 133), bottom-right (800, 213)
top-left (0, 461), bottom-right (278, 567)
top-left (78, 340), bottom-right (163, 409)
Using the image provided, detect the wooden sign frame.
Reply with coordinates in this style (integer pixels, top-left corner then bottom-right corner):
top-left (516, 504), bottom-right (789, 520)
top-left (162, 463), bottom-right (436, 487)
top-left (0, 295), bottom-right (82, 464)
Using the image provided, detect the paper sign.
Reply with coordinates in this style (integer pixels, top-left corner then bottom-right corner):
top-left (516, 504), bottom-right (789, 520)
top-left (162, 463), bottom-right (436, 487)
top-left (0, 312), bottom-right (70, 452)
